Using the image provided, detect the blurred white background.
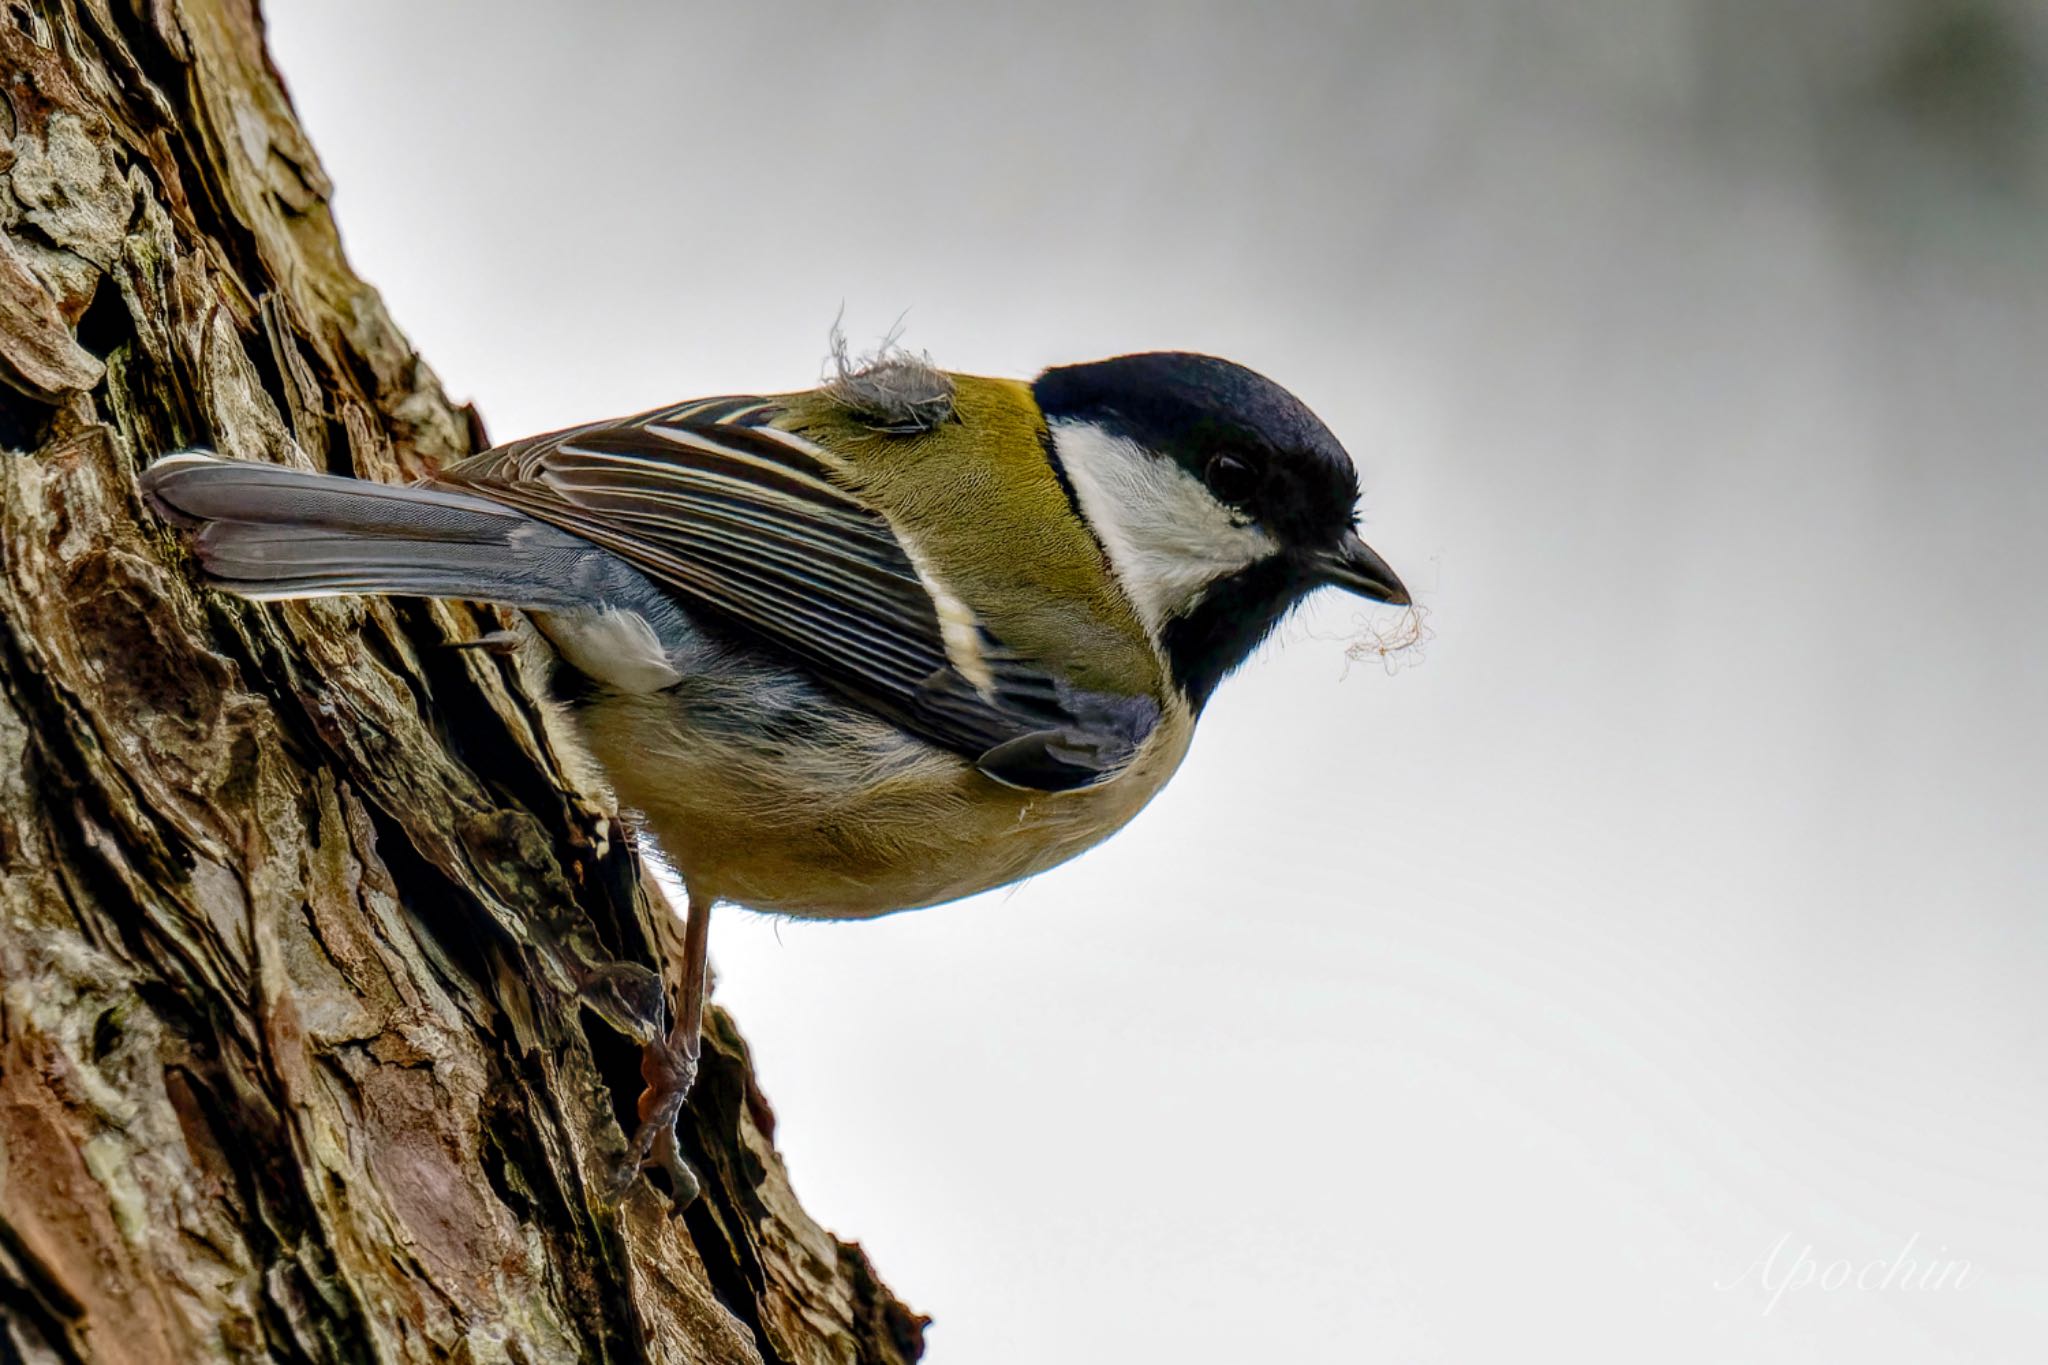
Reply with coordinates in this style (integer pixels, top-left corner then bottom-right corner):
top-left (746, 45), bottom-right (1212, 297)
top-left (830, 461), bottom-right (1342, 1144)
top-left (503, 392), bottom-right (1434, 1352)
top-left (268, 3), bottom-right (2047, 1361)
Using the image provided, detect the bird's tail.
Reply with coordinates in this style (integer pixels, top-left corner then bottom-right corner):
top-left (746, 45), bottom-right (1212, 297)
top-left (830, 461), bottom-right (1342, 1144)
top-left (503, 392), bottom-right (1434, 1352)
top-left (139, 451), bottom-right (596, 609)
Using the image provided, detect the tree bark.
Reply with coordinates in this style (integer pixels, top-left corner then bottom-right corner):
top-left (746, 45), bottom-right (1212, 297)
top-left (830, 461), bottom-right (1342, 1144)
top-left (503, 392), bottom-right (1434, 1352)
top-left (0, 2), bottom-right (924, 1360)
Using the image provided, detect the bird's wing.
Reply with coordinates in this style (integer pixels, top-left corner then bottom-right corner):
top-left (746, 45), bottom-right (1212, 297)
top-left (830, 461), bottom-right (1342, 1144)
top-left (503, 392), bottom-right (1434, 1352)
top-left (435, 396), bottom-right (1159, 792)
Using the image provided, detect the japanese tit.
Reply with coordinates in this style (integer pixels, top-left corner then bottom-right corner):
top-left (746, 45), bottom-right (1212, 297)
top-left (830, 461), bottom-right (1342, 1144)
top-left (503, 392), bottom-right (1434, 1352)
top-left (141, 348), bottom-right (1408, 1191)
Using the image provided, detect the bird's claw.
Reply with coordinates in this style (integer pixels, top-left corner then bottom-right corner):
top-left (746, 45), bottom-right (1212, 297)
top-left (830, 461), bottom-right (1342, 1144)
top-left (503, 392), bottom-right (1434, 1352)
top-left (610, 1031), bottom-right (703, 1209)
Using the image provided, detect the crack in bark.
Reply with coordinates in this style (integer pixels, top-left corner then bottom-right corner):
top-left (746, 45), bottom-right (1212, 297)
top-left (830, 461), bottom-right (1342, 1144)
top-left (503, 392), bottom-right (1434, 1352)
top-left (0, 1), bottom-right (927, 1360)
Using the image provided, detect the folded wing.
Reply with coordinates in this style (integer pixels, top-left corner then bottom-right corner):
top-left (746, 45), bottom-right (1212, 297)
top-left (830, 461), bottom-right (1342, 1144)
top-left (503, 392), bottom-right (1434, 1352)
top-left (436, 398), bottom-right (1158, 792)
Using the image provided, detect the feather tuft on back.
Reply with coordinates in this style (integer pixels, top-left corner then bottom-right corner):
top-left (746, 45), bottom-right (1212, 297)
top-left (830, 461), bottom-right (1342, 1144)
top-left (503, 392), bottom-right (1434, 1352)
top-left (821, 319), bottom-right (956, 432)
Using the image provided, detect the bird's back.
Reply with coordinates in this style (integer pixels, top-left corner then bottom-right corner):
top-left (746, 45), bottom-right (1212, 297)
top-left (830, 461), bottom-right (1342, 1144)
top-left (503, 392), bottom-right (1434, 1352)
top-left (772, 373), bottom-right (1166, 705)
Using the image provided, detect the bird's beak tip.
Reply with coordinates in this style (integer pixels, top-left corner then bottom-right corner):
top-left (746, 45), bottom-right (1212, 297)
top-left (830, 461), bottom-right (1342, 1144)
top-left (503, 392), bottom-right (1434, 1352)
top-left (1316, 533), bottom-right (1409, 606)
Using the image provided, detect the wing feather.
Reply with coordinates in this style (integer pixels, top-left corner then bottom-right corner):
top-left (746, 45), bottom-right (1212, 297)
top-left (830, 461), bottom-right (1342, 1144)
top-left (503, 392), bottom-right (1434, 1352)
top-left (434, 400), bottom-right (1157, 789)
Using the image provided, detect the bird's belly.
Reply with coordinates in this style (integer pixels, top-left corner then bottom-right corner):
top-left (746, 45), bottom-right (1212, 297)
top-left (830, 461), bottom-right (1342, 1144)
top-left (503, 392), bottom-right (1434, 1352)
top-left (567, 682), bottom-right (1189, 919)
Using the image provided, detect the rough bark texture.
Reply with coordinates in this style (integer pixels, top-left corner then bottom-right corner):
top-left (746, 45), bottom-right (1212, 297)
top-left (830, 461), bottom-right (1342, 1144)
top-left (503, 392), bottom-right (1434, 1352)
top-left (0, 2), bottom-right (925, 1360)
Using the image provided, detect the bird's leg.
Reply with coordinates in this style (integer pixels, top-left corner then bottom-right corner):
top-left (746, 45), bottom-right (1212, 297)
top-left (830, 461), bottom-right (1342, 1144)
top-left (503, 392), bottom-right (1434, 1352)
top-left (614, 888), bottom-right (713, 1207)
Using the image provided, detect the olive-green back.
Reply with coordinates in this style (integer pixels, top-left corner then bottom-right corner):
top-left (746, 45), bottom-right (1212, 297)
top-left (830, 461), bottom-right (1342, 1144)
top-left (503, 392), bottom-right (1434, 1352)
top-left (775, 375), bottom-right (1161, 700)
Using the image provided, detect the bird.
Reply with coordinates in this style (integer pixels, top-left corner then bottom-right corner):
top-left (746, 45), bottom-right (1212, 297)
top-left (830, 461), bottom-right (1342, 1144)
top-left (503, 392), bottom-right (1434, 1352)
top-left (140, 347), bottom-right (1409, 1201)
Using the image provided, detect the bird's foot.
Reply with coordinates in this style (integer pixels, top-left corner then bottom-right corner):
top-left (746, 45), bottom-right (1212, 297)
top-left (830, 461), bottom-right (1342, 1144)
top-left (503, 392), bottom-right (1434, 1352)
top-left (611, 1030), bottom-right (702, 1208)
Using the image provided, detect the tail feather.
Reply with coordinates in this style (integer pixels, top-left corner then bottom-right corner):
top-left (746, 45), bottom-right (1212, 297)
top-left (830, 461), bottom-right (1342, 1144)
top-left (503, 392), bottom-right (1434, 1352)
top-left (144, 451), bottom-right (524, 533)
top-left (140, 451), bottom-right (603, 610)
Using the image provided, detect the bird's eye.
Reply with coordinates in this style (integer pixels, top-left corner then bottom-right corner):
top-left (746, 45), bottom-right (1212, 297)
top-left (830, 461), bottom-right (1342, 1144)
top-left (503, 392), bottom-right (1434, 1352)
top-left (1204, 453), bottom-right (1258, 507)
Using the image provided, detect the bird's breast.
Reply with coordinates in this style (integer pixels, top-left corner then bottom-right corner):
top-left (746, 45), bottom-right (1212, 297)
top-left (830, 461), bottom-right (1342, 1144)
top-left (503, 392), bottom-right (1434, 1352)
top-left (567, 674), bottom-right (1193, 919)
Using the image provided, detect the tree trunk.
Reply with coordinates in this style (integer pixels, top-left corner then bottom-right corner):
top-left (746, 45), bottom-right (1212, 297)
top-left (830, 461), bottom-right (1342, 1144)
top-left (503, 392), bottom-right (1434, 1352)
top-left (0, 2), bottom-right (924, 1360)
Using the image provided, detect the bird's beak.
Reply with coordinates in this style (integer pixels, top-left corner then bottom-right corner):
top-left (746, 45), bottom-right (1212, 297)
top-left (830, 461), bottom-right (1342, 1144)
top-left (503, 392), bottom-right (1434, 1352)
top-left (1313, 532), bottom-right (1410, 605)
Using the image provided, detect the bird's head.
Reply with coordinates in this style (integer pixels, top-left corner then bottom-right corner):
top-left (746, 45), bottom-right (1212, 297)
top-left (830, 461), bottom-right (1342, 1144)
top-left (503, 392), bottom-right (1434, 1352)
top-left (1034, 352), bottom-right (1408, 710)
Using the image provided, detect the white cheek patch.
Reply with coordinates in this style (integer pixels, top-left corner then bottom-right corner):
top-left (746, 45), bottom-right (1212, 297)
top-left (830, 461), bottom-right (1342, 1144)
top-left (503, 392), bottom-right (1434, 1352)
top-left (1050, 420), bottom-right (1278, 631)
